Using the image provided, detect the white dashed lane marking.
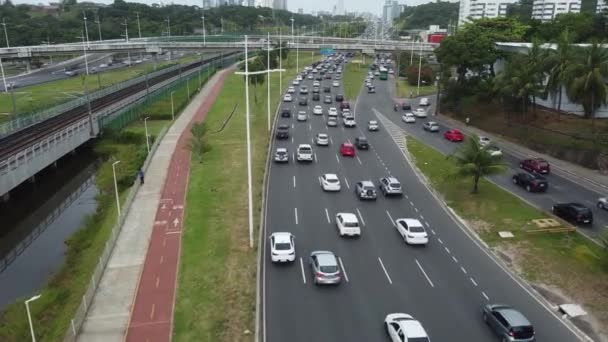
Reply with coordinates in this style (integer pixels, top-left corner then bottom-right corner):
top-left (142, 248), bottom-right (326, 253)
top-left (294, 207), bottom-right (299, 225)
top-left (299, 258), bottom-right (307, 284)
top-left (378, 257), bottom-right (393, 284)
top-left (325, 208), bottom-right (330, 223)
top-left (415, 259), bottom-right (435, 288)
top-left (338, 257), bottom-right (349, 282)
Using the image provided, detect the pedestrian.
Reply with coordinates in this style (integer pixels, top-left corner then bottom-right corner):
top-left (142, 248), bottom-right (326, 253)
top-left (138, 168), bottom-right (145, 185)
top-left (465, 117), bottom-right (470, 127)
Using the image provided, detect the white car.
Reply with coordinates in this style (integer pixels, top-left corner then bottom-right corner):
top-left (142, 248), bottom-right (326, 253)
top-left (269, 232), bottom-right (295, 263)
top-left (479, 136), bottom-right (491, 146)
top-left (327, 117), bottom-right (338, 127)
top-left (296, 75), bottom-right (303, 81)
top-left (385, 313), bottom-right (430, 342)
top-left (307, 74), bottom-right (314, 79)
top-left (287, 86), bottom-right (295, 94)
top-left (368, 120), bottom-right (379, 131)
top-left (343, 116), bottom-right (356, 127)
top-left (413, 108), bottom-right (427, 118)
top-left (485, 145), bottom-right (502, 157)
top-left (332, 81), bottom-right (340, 87)
top-left (419, 97), bottom-right (430, 106)
top-left (598, 197), bottom-right (608, 210)
top-left (316, 133), bottom-right (329, 146)
top-left (395, 218), bottom-right (428, 245)
top-left (402, 113), bottom-right (416, 123)
top-left (328, 107), bottom-right (338, 117)
top-left (341, 108), bottom-right (351, 118)
top-left (335, 213), bottom-right (361, 237)
top-left (296, 144), bottom-right (313, 162)
top-left (320, 173), bottom-right (341, 191)
top-left (313, 81), bottom-right (320, 87)
top-left (292, 79), bottom-right (300, 85)
top-left (283, 94), bottom-right (293, 102)
top-left (297, 111), bottom-right (308, 121)
top-left (313, 105), bottom-right (323, 115)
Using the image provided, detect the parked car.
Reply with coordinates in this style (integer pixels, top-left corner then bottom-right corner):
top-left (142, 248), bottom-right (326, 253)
top-left (552, 203), bottom-right (593, 225)
top-left (269, 232), bottom-right (295, 262)
top-left (512, 172), bottom-right (548, 192)
top-left (355, 180), bottom-right (377, 200)
top-left (520, 158), bottom-right (550, 174)
top-left (310, 251), bottom-right (341, 285)
top-left (423, 121), bottom-right (440, 132)
top-left (274, 148), bottom-right (289, 163)
top-left (444, 129), bottom-right (464, 142)
top-left (379, 177), bottom-right (403, 196)
top-left (340, 143), bottom-right (355, 156)
top-left (355, 136), bottom-right (369, 149)
top-left (275, 124), bottom-right (289, 139)
top-left (483, 304), bottom-right (535, 342)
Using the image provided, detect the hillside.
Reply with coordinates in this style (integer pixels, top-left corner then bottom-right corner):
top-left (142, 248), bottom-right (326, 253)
top-left (394, 1), bottom-right (459, 33)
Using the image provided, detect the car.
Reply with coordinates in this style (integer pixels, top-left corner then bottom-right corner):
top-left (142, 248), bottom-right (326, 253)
top-left (275, 124), bottom-right (289, 139)
top-left (297, 111), bottom-right (308, 121)
top-left (512, 172), bottom-right (548, 192)
top-left (341, 108), bottom-right (351, 118)
top-left (307, 73), bottom-right (313, 79)
top-left (379, 177), bottom-right (403, 196)
top-left (316, 133), bottom-right (329, 146)
top-left (402, 102), bottom-right (411, 110)
top-left (313, 105), bottom-right (323, 115)
top-left (312, 93), bottom-right (320, 101)
top-left (552, 203), bottom-right (593, 225)
top-left (343, 116), bottom-right (356, 127)
top-left (385, 313), bottom-right (431, 342)
top-left (324, 95), bottom-right (332, 104)
top-left (315, 75), bottom-right (323, 81)
top-left (423, 121), bottom-right (439, 132)
top-left (287, 86), bottom-right (295, 94)
top-left (520, 158), bottom-right (550, 174)
top-left (99, 63), bottom-right (108, 68)
top-left (283, 94), bottom-right (293, 102)
top-left (394, 218), bottom-right (428, 245)
top-left (335, 94), bottom-right (344, 102)
top-left (280, 108), bottom-right (291, 118)
top-left (374, 70), bottom-right (380, 76)
top-left (296, 75), bottom-right (303, 81)
top-left (402, 113), bottom-right (416, 123)
top-left (65, 70), bottom-right (77, 76)
top-left (327, 117), bottom-right (338, 127)
top-left (412, 108), bottom-right (427, 118)
top-left (479, 136), bottom-right (491, 146)
top-left (323, 86), bottom-right (331, 93)
top-left (296, 144), bottom-right (313, 162)
top-left (299, 97), bottom-right (308, 106)
top-left (274, 148), bottom-right (289, 163)
top-left (292, 79), bottom-right (300, 85)
top-left (332, 81), bottom-right (340, 87)
top-left (320, 173), bottom-right (341, 191)
top-left (367, 85), bottom-right (376, 93)
top-left (483, 304), bottom-right (535, 342)
top-left (312, 86), bottom-right (320, 93)
top-left (355, 180), bottom-right (377, 200)
top-left (598, 196), bottom-right (608, 210)
top-left (368, 120), bottom-right (379, 131)
top-left (388, 69), bottom-right (394, 74)
top-left (335, 213), bottom-right (361, 236)
top-left (485, 145), bottom-right (503, 157)
top-left (328, 107), bottom-right (338, 117)
top-left (419, 97), bottom-right (430, 106)
top-left (355, 136), bottom-right (369, 149)
top-left (444, 129), bottom-right (464, 142)
top-left (310, 251), bottom-right (341, 285)
top-left (299, 86), bottom-right (309, 94)
top-left (340, 101), bottom-right (350, 110)
top-left (340, 143), bottom-right (355, 156)
top-left (313, 81), bottom-right (320, 87)
top-left (325, 73), bottom-right (332, 79)
top-left (269, 232), bottom-right (295, 262)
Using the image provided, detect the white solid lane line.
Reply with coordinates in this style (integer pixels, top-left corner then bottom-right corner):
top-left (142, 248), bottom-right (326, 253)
top-left (415, 259), bottom-right (435, 288)
top-left (291, 137), bottom-right (294, 143)
top-left (294, 207), bottom-right (299, 225)
top-left (356, 156), bottom-right (362, 165)
top-left (338, 257), bottom-right (349, 282)
top-left (299, 257), bottom-right (307, 284)
top-left (344, 177), bottom-right (350, 189)
top-left (330, 136), bottom-right (333, 145)
top-left (325, 208), bottom-right (330, 223)
top-left (386, 210), bottom-right (395, 227)
top-left (378, 257), bottom-right (393, 284)
top-left (356, 208), bottom-right (366, 226)
top-left (314, 153), bottom-right (318, 163)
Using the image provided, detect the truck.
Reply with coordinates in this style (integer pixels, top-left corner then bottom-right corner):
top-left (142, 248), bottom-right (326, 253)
top-left (427, 33), bottom-right (447, 43)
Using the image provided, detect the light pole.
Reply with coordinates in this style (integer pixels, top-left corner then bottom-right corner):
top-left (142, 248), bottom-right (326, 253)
top-left (296, 27), bottom-right (299, 72)
top-left (83, 11), bottom-right (90, 47)
top-left (290, 17), bottom-right (294, 45)
top-left (417, 43), bottom-right (422, 96)
top-left (170, 91), bottom-right (175, 120)
top-left (278, 28), bottom-right (282, 96)
top-left (122, 18), bottom-right (129, 42)
top-left (165, 17), bottom-right (171, 38)
top-left (0, 57), bottom-right (8, 94)
top-left (201, 15), bottom-right (206, 46)
top-left (410, 39), bottom-right (414, 66)
top-left (25, 294), bottom-right (41, 342)
top-left (136, 12), bottom-right (142, 39)
top-left (78, 31), bottom-right (89, 75)
top-left (266, 32), bottom-right (270, 132)
top-left (1, 18), bottom-right (9, 48)
top-left (144, 116), bottom-right (150, 152)
top-left (112, 161), bottom-right (121, 216)
top-left (95, 14), bottom-right (102, 41)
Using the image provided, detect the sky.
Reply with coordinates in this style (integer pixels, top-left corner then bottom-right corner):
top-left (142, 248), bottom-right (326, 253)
top-left (12, 0), bottom-right (442, 16)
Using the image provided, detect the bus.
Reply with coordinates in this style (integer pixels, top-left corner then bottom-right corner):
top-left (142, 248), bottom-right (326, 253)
top-left (379, 67), bottom-right (388, 80)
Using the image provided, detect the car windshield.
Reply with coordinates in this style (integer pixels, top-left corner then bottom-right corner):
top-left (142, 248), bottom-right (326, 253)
top-left (326, 178), bottom-right (339, 183)
top-left (389, 183), bottom-right (401, 189)
top-left (274, 242), bottom-right (291, 251)
top-left (299, 148), bottom-right (312, 153)
top-left (410, 226), bottom-right (425, 233)
top-left (343, 221), bottom-right (359, 227)
top-left (319, 265), bottom-right (338, 273)
top-left (276, 151), bottom-right (287, 155)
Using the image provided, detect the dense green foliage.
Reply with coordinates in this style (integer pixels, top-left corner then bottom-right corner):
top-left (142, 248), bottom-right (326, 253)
top-left (321, 20), bottom-right (367, 38)
top-left (395, 1), bottom-right (458, 32)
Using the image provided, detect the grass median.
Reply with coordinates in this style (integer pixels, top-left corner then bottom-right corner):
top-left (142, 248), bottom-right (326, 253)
top-left (342, 54), bottom-right (369, 101)
top-left (173, 52), bottom-right (320, 341)
top-left (395, 78), bottom-right (436, 98)
top-left (406, 137), bottom-right (608, 337)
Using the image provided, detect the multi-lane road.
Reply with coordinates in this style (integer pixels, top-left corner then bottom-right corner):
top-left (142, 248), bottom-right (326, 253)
top-left (261, 59), bottom-right (586, 341)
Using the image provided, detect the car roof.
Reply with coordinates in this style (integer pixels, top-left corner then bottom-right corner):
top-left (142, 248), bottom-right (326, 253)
top-left (398, 218), bottom-right (423, 227)
top-left (561, 202), bottom-right (589, 210)
top-left (324, 173), bottom-right (338, 180)
top-left (369, 120), bottom-right (378, 123)
top-left (360, 180), bottom-right (374, 187)
top-left (311, 251), bottom-right (337, 265)
top-left (495, 307), bottom-right (532, 326)
top-left (338, 213), bottom-right (358, 222)
top-left (271, 232), bottom-right (293, 244)
top-left (427, 121), bottom-right (438, 125)
top-left (449, 129), bottom-right (462, 133)
top-left (317, 133), bottom-right (328, 137)
top-left (393, 318), bottom-right (428, 338)
top-left (276, 148), bottom-right (287, 152)
top-left (298, 144), bottom-right (312, 148)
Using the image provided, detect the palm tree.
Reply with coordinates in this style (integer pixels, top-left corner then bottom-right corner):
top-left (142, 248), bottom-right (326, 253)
top-left (448, 134), bottom-right (507, 194)
top-left (544, 29), bottom-right (574, 119)
top-left (565, 40), bottom-right (608, 126)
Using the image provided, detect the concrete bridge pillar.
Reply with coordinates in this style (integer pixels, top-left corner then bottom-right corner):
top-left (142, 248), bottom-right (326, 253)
top-left (25, 59), bottom-right (31, 74)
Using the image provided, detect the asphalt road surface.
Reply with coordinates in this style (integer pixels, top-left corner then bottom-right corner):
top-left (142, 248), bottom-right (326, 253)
top-left (261, 64), bottom-right (583, 341)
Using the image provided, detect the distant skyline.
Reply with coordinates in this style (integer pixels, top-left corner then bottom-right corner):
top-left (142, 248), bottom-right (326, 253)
top-left (12, 0), bottom-right (454, 15)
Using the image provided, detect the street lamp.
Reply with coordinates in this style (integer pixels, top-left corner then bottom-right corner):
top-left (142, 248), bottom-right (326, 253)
top-left (83, 11), bottom-right (90, 47)
top-left (112, 161), bottom-right (121, 216)
top-left (201, 15), bottom-right (206, 46)
top-left (278, 28), bottom-right (282, 96)
top-left (144, 116), bottom-right (150, 152)
top-left (94, 14), bottom-right (102, 41)
top-left (136, 12), bottom-right (142, 39)
top-left (121, 18), bottom-right (129, 42)
top-left (165, 17), bottom-right (171, 38)
top-left (1, 18), bottom-right (9, 48)
top-left (290, 17), bottom-right (294, 45)
top-left (416, 43), bottom-right (422, 96)
top-left (25, 294), bottom-right (42, 342)
top-left (170, 91), bottom-right (175, 120)
top-left (77, 31), bottom-right (89, 75)
top-left (296, 27), bottom-right (299, 72)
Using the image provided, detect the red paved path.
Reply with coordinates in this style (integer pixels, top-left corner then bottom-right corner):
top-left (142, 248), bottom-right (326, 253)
top-left (125, 69), bottom-right (230, 342)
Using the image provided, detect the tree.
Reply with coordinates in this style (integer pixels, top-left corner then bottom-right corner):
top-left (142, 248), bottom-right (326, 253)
top-left (405, 65), bottom-right (433, 86)
top-left (244, 56), bottom-right (265, 104)
top-left (543, 29), bottom-right (575, 118)
top-left (565, 41), bottom-right (608, 124)
top-left (448, 134), bottom-right (507, 193)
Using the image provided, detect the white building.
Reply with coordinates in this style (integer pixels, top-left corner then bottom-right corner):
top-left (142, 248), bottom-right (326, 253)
top-left (597, 0), bottom-right (607, 13)
top-left (273, 0), bottom-right (287, 10)
top-left (336, 0), bottom-right (345, 15)
top-left (531, 0), bottom-right (581, 21)
top-left (458, 0), bottom-right (517, 26)
top-left (382, 0), bottom-right (402, 25)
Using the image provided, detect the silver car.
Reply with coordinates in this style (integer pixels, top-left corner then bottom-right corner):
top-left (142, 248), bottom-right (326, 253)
top-left (310, 251), bottom-right (341, 285)
top-left (423, 121), bottom-right (440, 132)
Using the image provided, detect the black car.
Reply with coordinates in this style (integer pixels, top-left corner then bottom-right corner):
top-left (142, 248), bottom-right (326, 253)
top-left (276, 124), bottom-right (289, 139)
top-left (323, 86), bottom-right (331, 93)
top-left (335, 94), bottom-right (344, 102)
top-left (512, 172), bottom-right (548, 192)
top-left (299, 97), bottom-right (308, 106)
top-left (312, 93), bottom-right (320, 101)
top-left (281, 108), bottom-right (291, 118)
top-left (315, 75), bottom-right (323, 81)
top-left (552, 203), bottom-right (593, 225)
top-left (355, 137), bottom-right (369, 150)
top-left (402, 102), bottom-right (411, 110)
top-left (483, 304), bottom-right (535, 342)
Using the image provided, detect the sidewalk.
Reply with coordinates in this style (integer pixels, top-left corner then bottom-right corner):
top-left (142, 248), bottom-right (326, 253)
top-left (438, 114), bottom-right (608, 193)
top-left (76, 68), bottom-right (231, 342)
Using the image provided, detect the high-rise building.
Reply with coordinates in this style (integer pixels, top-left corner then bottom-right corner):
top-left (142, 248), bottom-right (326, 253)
top-left (598, 0), bottom-right (608, 13)
top-left (382, 0), bottom-right (402, 25)
top-left (531, 0), bottom-right (581, 21)
top-left (337, 0), bottom-right (345, 15)
top-left (273, 0), bottom-right (287, 10)
top-left (298, 7), bottom-right (304, 13)
top-left (458, 0), bottom-right (517, 26)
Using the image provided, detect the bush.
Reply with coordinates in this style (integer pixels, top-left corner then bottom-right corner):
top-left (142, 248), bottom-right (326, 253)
top-left (405, 65), bottom-right (434, 86)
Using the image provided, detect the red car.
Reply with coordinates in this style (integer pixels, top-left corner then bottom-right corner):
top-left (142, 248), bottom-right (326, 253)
top-left (520, 158), bottom-right (550, 174)
top-left (444, 129), bottom-right (464, 142)
top-left (340, 143), bottom-right (356, 157)
top-left (340, 101), bottom-right (351, 110)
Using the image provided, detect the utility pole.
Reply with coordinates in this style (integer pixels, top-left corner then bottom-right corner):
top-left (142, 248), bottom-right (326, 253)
top-left (165, 17), bottom-right (171, 38)
top-left (95, 14), bottom-right (102, 41)
top-left (201, 14), bottom-right (206, 46)
top-left (78, 31), bottom-right (89, 75)
top-left (136, 12), bottom-right (142, 39)
top-left (122, 18), bottom-right (129, 42)
top-left (1, 18), bottom-right (9, 48)
top-left (434, 64), bottom-right (442, 116)
top-left (83, 11), bottom-right (90, 47)
top-left (279, 28), bottom-right (282, 96)
top-left (417, 43), bottom-right (422, 96)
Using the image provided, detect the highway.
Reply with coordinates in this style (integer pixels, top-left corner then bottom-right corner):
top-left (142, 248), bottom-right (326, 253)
top-left (261, 60), bottom-right (583, 341)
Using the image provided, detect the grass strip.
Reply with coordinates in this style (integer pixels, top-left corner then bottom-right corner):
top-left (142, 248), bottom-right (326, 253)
top-left (395, 78), bottom-right (436, 98)
top-left (173, 52), bottom-right (319, 342)
top-left (342, 55), bottom-right (369, 101)
top-left (406, 136), bottom-right (608, 333)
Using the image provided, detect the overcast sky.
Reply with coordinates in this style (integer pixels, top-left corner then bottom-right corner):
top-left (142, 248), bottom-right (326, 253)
top-left (13, 0), bottom-right (446, 15)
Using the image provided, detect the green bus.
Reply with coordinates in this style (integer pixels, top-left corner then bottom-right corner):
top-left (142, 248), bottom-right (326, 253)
top-left (379, 67), bottom-right (388, 80)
